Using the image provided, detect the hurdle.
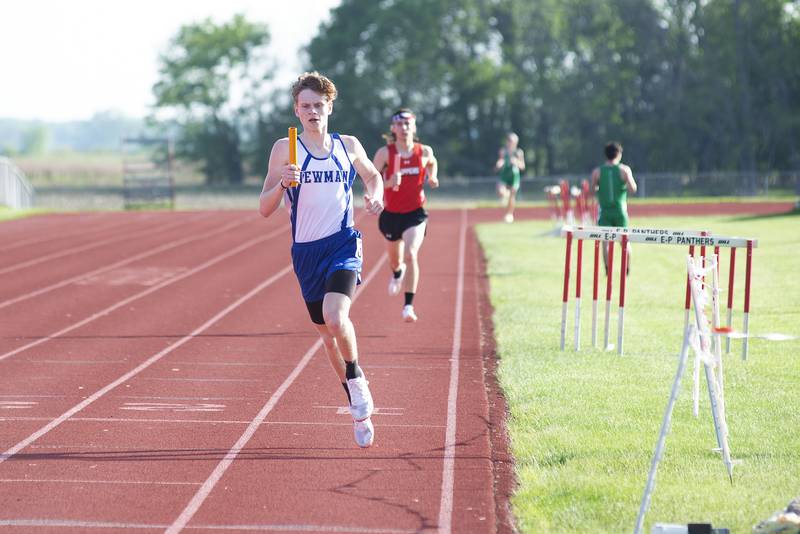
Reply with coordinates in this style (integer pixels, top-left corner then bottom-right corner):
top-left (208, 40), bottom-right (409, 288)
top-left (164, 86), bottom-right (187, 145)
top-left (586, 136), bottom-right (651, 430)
top-left (635, 253), bottom-right (736, 533)
top-left (560, 225), bottom-right (757, 358)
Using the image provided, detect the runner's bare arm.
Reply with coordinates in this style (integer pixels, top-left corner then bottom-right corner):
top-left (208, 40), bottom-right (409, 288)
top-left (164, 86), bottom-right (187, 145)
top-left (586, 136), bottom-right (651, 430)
top-left (423, 145), bottom-right (439, 188)
top-left (259, 139), bottom-right (299, 218)
top-left (344, 135), bottom-right (384, 215)
top-left (591, 167), bottom-right (600, 192)
top-left (621, 164), bottom-right (638, 194)
top-left (494, 148), bottom-right (504, 171)
top-left (372, 145), bottom-right (398, 189)
top-left (515, 149), bottom-right (526, 172)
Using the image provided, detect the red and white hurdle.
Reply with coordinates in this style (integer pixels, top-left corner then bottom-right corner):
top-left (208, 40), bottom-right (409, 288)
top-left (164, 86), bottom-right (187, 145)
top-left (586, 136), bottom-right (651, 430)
top-left (560, 225), bottom-right (757, 358)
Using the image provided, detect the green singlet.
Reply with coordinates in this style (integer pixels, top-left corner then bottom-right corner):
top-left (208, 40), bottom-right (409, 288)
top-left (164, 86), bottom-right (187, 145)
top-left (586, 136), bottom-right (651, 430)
top-left (499, 149), bottom-right (521, 189)
top-left (597, 163), bottom-right (629, 227)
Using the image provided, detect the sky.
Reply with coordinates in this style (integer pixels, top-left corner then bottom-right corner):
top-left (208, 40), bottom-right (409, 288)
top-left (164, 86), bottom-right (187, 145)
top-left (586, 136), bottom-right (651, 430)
top-left (1, 0), bottom-right (341, 122)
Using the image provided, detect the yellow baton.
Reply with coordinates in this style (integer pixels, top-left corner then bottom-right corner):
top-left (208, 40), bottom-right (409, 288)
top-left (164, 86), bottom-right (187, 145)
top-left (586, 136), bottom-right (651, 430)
top-left (288, 127), bottom-right (299, 187)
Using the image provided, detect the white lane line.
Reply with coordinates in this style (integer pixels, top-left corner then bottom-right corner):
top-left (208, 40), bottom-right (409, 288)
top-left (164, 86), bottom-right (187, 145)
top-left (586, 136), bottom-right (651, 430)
top-left (0, 225), bottom-right (287, 363)
top-left (167, 362), bottom-right (291, 367)
top-left (25, 359), bottom-right (129, 364)
top-left (0, 416), bottom-right (445, 428)
top-left (166, 253), bottom-right (388, 534)
top-left (0, 519), bottom-right (415, 532)
top-left (0, 401), bottom-right (37, 409)
top-left (437, 208), bottom-right (467, 534)
top-left (120, 402), bottom-right (226, 412)
top-left (0, 478), bottom-right (201, 486)
top-left (0, 215), bottom-right (193, 276)
top-left (117, 395), bottom-right (249, 400)
top-left (140, 378), bottom-right (261, 383)
top-left (0, 262), bottom-right (294, 464)
top-left (0, 212), bottom-right (154, 253)
top-left (0, 215), bottom-right (251, 310)
top-left (0, 394), bottom-right (77, 398)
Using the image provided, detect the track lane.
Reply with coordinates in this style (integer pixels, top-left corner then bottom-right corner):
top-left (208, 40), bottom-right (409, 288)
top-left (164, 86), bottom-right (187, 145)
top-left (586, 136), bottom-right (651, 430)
top-left (0, 209), bottom-right (499, 533)
top-left (0, 214), bottom-right (285, 360)
top-left (0, 212), bottom-right (185, 271)
top-left (0, 213), bottom-right (253, 310)
top-left (172, 209), bottom-right (495, 533)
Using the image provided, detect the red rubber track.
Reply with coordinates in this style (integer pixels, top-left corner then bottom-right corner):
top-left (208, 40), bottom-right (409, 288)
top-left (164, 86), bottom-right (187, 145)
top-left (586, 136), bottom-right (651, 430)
top-left (0, 209), bottom-right (507, 533)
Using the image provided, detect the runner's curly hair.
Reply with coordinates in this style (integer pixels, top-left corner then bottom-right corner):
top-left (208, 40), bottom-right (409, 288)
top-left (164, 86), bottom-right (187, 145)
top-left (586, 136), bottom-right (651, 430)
top-left (291, 72), bottom-right (337, 103)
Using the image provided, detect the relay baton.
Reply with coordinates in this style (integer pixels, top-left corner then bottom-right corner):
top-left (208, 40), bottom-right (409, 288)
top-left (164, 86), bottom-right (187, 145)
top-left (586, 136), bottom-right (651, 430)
top-left (392, 153), bottom-right (401, 191)
top-left (288, 127), bottom-right (299, 187)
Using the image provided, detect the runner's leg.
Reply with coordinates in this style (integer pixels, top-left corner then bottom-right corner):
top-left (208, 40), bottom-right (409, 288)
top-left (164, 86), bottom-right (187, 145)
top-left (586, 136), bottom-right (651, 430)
top-left (402, 221), bottom-right (427, 294)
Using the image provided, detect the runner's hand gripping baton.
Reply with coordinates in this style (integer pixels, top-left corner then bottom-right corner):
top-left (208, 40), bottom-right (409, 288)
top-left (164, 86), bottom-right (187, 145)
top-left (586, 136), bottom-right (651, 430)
top-left (287, 127), bottom-right (299, 187)
top-left (392, 153), bottom-right (401, 191)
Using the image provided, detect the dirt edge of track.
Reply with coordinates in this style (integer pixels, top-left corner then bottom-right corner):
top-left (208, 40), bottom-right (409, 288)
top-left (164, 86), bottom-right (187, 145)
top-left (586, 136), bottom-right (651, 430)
top-left (474, 228), bottom-right (519, 534)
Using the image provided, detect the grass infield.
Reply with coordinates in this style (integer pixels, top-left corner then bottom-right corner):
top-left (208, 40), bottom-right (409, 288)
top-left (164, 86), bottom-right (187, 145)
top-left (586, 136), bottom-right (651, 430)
top-left (0, 207), bottom-right (47, 221)
top-left (477, 212), bottom-right (799, 533)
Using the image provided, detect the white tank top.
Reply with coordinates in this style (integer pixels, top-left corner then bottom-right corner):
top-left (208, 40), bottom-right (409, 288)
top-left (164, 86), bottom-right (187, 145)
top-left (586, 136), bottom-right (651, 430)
top-left (285, 133), bottom-right (356, 243)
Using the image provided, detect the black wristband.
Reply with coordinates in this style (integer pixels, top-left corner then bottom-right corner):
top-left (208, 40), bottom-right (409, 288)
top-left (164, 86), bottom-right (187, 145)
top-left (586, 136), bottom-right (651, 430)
top-left (280, 181), bottom-right (289, 190)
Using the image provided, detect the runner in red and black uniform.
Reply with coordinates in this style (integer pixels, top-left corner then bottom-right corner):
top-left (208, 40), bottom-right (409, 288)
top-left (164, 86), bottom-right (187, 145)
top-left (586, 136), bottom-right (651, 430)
top-left (372, 108), bottom-right (439, 322)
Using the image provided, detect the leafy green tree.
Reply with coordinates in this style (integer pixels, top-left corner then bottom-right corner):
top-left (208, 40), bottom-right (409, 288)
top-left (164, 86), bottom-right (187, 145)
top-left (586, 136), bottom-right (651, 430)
top-left (21, 125), bottom-right (50, 155)
top-left (258, 0), bottom-right (800, 181)
top-left (152, 14), bottom-right (271, 184)
top-left (303, 0), bottom-right (507, 175)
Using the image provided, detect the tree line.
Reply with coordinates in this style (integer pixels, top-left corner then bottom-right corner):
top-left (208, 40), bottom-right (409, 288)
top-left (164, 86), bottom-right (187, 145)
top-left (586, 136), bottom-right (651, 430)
top-left (151, 0), bottom-right (800, 184)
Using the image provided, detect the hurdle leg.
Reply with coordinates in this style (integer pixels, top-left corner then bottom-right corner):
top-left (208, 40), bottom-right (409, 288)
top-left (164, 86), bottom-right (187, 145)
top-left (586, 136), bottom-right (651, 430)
top-left (634, 326), bottom-right (692, 534)
top-left (592, 240), bottom-right (600, 347)
top-left (683, 245), bottom-right (696, 340)
top-left (617, 235), bottom-right (628, 356)
top-left (725, 248), bottom-right (736, 353)
top-left (574, 239), bottom-right (583, 351)
top-left (711, 254), bottom-right (726, 418)
top-left (603, 240), bottom-right (615, 350)
top-left (560, 231), bottom-right (573, 350)
top-left (742, 240), bottom-right (753, 360)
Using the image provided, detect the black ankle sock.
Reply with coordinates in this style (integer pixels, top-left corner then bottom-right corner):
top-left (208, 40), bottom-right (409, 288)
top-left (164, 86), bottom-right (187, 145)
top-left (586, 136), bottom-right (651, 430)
top-left (341, 382), bottom-right (352, 404)
top-left (404, 292), bottom-right (415, 306)
top-left (345, 360), bottom-right (363, 380)
top-left (392, 268), bottom-right (403, 279)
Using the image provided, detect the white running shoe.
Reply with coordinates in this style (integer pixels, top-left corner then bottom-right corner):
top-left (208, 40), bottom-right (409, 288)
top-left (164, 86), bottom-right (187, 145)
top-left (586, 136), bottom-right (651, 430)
top-left (388, 264), bottom-right (406, 296)
top-left (346, 376), bottom-right (374, 421)
top-left (402, 304), bottom-right (418, 323)
top-left (353, 417), bottom-right (374, 448)
top-left (504, 213), bottom-right (514, 223)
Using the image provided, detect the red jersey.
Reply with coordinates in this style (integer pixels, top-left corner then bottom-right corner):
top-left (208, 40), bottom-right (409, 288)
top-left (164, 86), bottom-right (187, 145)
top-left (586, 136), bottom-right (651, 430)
top-left (383, 143), bottom-right (426, 213)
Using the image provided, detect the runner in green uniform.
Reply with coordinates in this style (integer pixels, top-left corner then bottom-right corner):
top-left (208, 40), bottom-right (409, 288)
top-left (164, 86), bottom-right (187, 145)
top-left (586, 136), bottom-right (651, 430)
top-left (591, 142), bottom-right (637, 274)
top-left (494, 132), bottom-right (525, 223)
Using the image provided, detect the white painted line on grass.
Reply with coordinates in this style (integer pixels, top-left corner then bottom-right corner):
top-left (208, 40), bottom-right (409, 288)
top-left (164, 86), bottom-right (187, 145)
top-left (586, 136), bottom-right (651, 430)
top-left (0, 215), bottom-right (251, 310)
top-left (0, 225), bottom-right (286, 363)
top-left (0, 262), bottom-right (294, 464)
top-left (437, 208), bottom-right (467, 534)
top-left (166, 254), bottom-right (388, 534)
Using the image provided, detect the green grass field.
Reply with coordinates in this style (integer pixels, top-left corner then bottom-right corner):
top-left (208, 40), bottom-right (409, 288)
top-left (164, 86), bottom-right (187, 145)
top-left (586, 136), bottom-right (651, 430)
top-left (0, 206), bottom-right (47, 221)
top-left (477, 212), bottom-right (799, 533)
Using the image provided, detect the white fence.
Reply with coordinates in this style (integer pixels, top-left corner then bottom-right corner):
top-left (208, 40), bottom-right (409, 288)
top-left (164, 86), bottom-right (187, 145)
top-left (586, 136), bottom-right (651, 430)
top-left (0, 157), bottom-right (35, 209)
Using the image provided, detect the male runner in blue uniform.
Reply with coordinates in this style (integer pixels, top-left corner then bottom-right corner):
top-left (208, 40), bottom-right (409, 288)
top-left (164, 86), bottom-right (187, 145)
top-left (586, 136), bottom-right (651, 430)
top-left (259, 72), bottom-right (384, 448)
